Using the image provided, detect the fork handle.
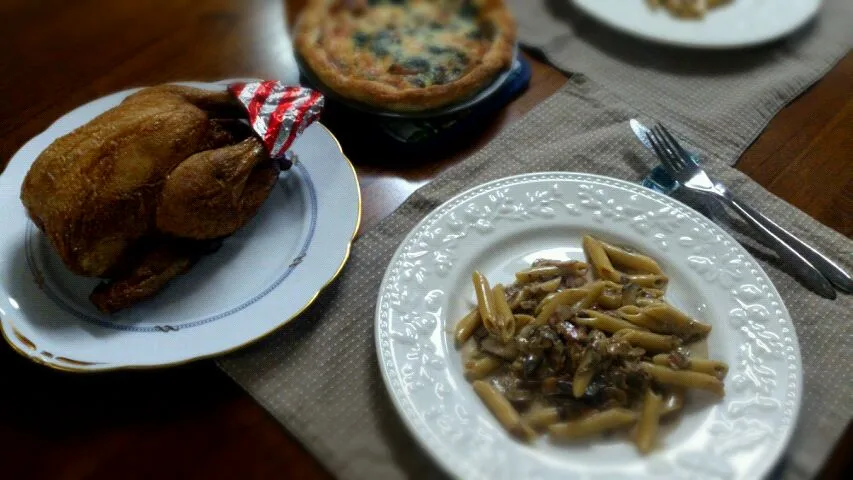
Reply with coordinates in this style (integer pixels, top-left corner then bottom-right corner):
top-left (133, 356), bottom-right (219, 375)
top-left (722, 197), bottom-right (837, 299)
top-left (731, 198), bottom-right (853, 293)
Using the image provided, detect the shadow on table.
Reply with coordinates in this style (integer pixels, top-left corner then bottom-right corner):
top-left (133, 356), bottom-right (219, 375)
top-left (540, 0), bottom-right (819, 76)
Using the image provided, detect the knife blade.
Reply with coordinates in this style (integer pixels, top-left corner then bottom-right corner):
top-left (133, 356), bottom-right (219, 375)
top-left (630, 119), bottom-right (654, 151)
top-left (632, 119), bottom-right (681, 195)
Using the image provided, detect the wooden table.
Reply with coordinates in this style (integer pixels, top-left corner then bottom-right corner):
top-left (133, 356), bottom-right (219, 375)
top-left (1, 1), bottom-right (850, 478)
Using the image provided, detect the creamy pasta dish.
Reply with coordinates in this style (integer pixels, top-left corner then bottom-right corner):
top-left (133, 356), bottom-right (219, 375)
top-left (455, 235), bottom-right (727, 453)
top-left (646, 0), bottom-right (733, 18)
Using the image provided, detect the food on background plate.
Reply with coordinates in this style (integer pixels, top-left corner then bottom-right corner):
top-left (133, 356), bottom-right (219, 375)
top-left (294, 0), bottom-right (516, 112)
top-left (456, 235), bottom-right (727, 454)
top-left (20, 83), bottom-right (323, 313)
top-left (646, 0), bottom-right (733, 18)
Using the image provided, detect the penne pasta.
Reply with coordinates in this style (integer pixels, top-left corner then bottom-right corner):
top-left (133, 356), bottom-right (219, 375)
top-left (534, 291), bottom-right (557, 315)
top-left (515, 266), bottom-right (561, 283)
top-left (465, 355), bottom-right (503, 380)
top-left (517, 261), bottom-right (589, 283)
top-left (634, 389), bottom-right (663, 454)
top-left (642, 304), bottom-right (712, 341)
top-left (640, 362), bottom-right (725, 396)
top-left (600, 240), bottom-right (663, 274)
top-left (492, 284), bottom-right (516, 342)
top-left (523, 406), bottom-right (562, 430)
top-left (578, 280), bottom-right (607, 310)
top-left (534, 288), bottom-right (589, 325)
top-left (473, 380), bottom-right (536, 441)
top-left (454, 307), bottom-right (482, 346)
top-left (688, 358), bottom-right (729, 379)
top-left (614, 329), bottom-right (682, 352)
top-left (617, 304), bottom-right (711, 341)
top-left (652, 354), bottom-right (728, 379)
top-left (651, 353), bottom-right (681, 369)
top-left (596, 293), bottom-right (622, 310)
top-left (535, 277), bottom-right (563, 293)
top-left (473, 272), bottom-right (503, 338)
top-left (565, 261), bottom-right (590, 277)
top-left (623, 273), bottom-right (669, 290)
top-left (616, 305), bottom-right (658, 330)
top-left (597, 281), bottom-right (624, 309)
top-left (574, 309), bottom-right (644, 334)
top-left (636, 297), bottom-right (664, 307)
top-left (634, 287), bottom-right (666, 307)
top-left (549, 408), bottom-right (638, 440)
top-left (583, 235), bottom-right (621, 282)
top-left (513, 313), bottom-right (536, 329)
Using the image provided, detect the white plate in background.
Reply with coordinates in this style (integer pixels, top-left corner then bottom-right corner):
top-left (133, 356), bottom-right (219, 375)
top-left (574, 0), bottom-right (821, 48)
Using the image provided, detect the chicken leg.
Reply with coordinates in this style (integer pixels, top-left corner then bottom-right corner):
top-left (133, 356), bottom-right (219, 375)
top-left (89, 237), bottom-right (222, 313)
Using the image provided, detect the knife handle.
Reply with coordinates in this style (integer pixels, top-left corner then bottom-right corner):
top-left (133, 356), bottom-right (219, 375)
top-left (724, 197), bottom-right (837, 299)
top-left (731, 198), bottom-right (852, 293)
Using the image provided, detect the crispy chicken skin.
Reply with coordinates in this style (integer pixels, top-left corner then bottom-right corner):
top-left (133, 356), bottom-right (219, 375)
top-left (156, 137), bottom-right (279, 239)
top-left (20, 85), bottom-right (277, 312)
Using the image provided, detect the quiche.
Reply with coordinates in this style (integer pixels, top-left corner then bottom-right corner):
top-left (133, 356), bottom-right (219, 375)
top-left (294, 0), bottom-right (516, 112)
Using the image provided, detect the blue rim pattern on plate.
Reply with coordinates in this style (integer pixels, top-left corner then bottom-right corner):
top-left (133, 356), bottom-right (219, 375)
top-left (24, 161), bottom-right (318, 333)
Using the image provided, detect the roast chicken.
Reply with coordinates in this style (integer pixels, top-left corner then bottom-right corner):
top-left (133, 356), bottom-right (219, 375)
top-left (20, 85), bottom-right (280, 313)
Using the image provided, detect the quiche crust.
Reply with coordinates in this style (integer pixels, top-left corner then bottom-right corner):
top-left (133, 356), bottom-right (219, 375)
top-left (295, 0), bottom-right (517, 112)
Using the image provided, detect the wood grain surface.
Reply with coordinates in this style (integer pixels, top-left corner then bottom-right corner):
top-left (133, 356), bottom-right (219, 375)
top-left (0, 1), bottom-right (850, 478)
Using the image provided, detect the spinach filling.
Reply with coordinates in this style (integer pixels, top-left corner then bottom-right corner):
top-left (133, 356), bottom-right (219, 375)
top-left (347, 0), bottom-right (484, 87)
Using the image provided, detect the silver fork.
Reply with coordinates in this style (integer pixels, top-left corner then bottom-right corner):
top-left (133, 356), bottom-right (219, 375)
top-left (646, 123), bottom-right (852, 299)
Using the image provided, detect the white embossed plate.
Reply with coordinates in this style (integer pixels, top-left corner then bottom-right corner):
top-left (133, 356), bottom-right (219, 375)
top-left (0, 80), bottom-right (361, 372)
top-left (573, 0), bottom-right (820, 49)
top-left (375, 173), bottom-right (801, 480)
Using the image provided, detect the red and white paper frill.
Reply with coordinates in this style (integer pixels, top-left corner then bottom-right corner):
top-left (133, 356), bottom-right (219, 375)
top-left (228, 81), bottom-right (325, 161)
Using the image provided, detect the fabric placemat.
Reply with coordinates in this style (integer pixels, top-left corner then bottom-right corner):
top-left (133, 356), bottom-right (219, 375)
top-left (506, 0), bottom-right (853, 167)
top-left (218, 74), bottom-right (852, 480)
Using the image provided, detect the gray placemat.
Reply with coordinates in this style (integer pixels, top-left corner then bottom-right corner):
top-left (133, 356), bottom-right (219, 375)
top-left (507, 0), bottom-right (853, 167)
top-left (218, 74), bottom-right (852, 480)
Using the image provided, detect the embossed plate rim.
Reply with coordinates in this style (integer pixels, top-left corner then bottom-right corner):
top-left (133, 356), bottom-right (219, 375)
top-left (375, 172), bottom-right (802, 480)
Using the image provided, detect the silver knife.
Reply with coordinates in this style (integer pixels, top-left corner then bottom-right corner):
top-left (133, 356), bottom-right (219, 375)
top-left (630, 119), bottom-right (654, 151)
top-left (632, 119), bottom-right (852, 294)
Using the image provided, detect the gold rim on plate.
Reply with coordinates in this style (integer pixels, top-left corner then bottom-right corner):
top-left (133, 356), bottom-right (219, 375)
top-left (1, 123), bottom-right (362, 373)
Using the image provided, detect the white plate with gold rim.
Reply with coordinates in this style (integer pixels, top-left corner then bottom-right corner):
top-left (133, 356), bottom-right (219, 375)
top-left (375, 173), bottom-right (801, 479)
top-left (0, 80), bottom-right (361, 372)
top-left (574, 0), bottom-right (820, 48)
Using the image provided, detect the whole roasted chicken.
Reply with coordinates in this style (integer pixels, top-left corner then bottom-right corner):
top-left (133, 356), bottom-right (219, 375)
top-left (20, 85), bottom-right (280, 313)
